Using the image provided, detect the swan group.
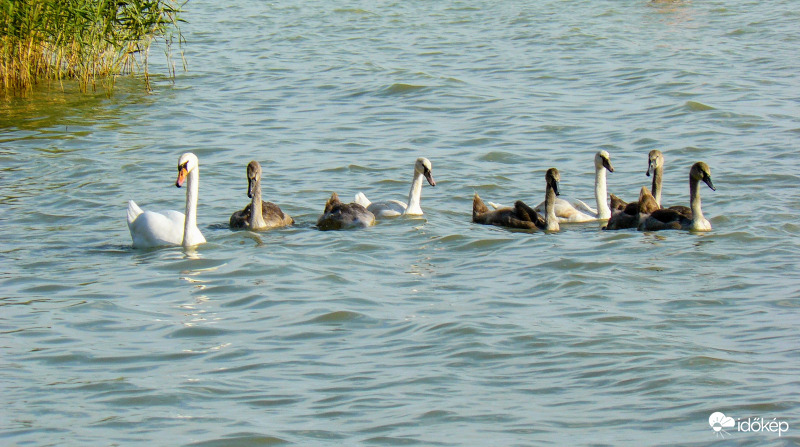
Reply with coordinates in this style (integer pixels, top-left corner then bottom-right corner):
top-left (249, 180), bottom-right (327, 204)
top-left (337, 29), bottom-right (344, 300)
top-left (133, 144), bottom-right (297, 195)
top-left (473, 168), bottom-right (560, 232)
top-left (603, 151), bottom-right (715, 232)
top-left (533, 151), bottom-right (614, 222)
top-left (638, 162), bottom-right (715, 231)
top-left (126, 151), bottom-right (716, 248)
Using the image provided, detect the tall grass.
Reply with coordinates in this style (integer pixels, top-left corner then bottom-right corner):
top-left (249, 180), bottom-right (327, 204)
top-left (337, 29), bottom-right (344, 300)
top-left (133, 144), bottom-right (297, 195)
top-left (0, 0), bottom-right (184, 95)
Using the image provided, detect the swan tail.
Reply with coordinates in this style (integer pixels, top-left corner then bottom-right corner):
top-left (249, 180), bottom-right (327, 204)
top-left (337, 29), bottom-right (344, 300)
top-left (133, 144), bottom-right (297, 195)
top-left (127, 200), bottom-right (144, 226)
top-left (609, 194), bottom-right (627, 212)
top-left (473, 193), bottom-right (489, 219)
top-left (324, 192), bottom-right (341, 214)
top-left (354, 192), bottom-right (371, 208)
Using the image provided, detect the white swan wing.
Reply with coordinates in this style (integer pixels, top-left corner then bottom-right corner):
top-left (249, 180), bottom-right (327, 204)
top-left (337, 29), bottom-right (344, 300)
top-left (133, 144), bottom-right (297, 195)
top-left (570, 198), bottom-right (598, 215)
top-left (534, 197), bottom-right (596, 223)
top-left (556, 203), bottom-right (596, 223)
top-left (354, 192), bottom-right (371, 208)
top-left (129, 208), bottom-right (185, 248)
top-left (155, 211), bottom-right (205, 246)
top-left (488, 201), bottom-right (504, 210)
top-left (366, 200), bottom-right (406, 218)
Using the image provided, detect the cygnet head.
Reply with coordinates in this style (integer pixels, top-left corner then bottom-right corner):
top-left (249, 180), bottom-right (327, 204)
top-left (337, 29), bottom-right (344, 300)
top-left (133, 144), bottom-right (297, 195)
top-left (246, 160), bottom-right (262, 198)
top-left (415, 157), bottom-right (436, 186)
top-left (545, 168), bottom-right (560, 196)
top-left (646, 150), bottom-right (664, 177)
top-left (595, 150), bottom-right (614, 172)
top-left (176, 152), bottom-right (199, 188)
top-left (691, 162), bottom-right (715, 191)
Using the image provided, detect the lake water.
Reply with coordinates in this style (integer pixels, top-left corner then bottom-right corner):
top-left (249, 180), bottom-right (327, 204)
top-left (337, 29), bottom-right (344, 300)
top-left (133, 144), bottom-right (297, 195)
top-left (2, 0), bottom-right (799, 445)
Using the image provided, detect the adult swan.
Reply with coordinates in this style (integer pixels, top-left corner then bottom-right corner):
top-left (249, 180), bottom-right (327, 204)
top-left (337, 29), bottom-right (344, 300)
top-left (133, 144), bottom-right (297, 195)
top-left (127, 153), bottom-right (206, 248)
top-left (354, 157), bottom-right (436, 218)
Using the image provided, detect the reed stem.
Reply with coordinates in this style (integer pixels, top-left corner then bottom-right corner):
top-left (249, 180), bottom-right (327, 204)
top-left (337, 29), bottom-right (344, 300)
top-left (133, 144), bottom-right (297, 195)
top-left (0, 0), bottom-right (184, 96)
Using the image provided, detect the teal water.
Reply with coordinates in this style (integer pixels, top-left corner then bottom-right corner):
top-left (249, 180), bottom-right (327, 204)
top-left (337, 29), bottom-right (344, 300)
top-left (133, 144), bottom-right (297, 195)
top-left (2, 1), bottom-right (800, 445)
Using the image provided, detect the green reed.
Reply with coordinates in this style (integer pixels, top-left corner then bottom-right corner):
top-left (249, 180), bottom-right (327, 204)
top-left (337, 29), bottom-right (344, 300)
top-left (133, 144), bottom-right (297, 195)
top-left (0, 0), bottom-right (184, 95)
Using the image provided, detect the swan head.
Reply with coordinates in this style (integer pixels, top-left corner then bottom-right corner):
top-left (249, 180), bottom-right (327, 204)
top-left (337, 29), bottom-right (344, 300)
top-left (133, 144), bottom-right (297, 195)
top-left (691, 162), bottom-right (715, 191)
top-left (545, 168), bottom-right (560, 196)
top-left (646, 150), bottom-right (664, 177)
top-left (176, 152), bottom-right (199, 188)
top-left (415, 157), bottom-right (436, 186)
top-left (246, 160), bottom-right (262, 198)
top-left (595, 150), bottom-right (614, 172)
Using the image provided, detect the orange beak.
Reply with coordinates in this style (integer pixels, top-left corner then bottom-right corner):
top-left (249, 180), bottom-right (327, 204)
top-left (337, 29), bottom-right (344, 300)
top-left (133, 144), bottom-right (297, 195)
top-left (176, 167), bottom-right (187, 188)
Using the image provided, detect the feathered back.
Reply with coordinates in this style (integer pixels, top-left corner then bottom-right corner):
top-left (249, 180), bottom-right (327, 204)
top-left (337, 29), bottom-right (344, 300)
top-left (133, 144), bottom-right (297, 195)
top-left (638, 187), bottom-right (659, 215)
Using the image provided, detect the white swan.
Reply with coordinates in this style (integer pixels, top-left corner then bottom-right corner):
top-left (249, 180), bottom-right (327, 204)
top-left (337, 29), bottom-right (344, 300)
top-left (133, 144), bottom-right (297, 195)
top-left (531, 151), bottom-right (614, 222)
top-left (127, 152), bottom-right (206, 248)
top-left (354, 157), bottom-right (435, 217)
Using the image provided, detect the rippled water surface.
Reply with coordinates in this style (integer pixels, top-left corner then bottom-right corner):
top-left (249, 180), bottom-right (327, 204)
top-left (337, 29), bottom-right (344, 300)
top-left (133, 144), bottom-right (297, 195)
top-left (2, 1), bottom-right (800, 445)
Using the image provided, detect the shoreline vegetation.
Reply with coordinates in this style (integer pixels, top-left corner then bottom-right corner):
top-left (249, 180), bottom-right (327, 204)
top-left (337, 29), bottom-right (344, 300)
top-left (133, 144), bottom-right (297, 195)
top-left (0, 0), bottom-right (184, 96)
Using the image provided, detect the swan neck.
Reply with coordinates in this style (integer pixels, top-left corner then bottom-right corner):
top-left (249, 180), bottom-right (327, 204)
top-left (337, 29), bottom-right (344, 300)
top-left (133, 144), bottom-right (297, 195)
top-left (652, 166), bottom-right (663, 207)
top-left (595, 165), bottom-right (610, 219)
top-left (689, 176), bottom-right (704, 223)
top-left (545, 185), bottom-right (559, 231)
top-left (405, 170), bottom-right (424, 214)
top-left (250, 179), bottom-right (267, 228)
top-left (183, 167), bottom-right (200, 246)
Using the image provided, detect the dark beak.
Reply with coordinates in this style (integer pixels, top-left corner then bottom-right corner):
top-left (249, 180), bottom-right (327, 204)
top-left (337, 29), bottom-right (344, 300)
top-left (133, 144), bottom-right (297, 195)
top-left (603, 158), bottom-right (614, 173)
top-left (424, 170), bottom-right (436, 187)
top-left (247, 177), bottom-right (255, 198)
top-left (704, 175), bottom-right (716, 191)
top-left (646, 161), bottom-right (654, 177)
top-left (552, 180), bottom-right (560, 197)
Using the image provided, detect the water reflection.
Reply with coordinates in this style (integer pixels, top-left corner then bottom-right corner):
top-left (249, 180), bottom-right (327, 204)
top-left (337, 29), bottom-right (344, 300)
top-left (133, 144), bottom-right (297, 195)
top-left (0, 78), bottom-right (157, 132)
top-left (2, 0), bottom-right (799, 445)
top-left (647, 0), bottom-right (698, 28)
